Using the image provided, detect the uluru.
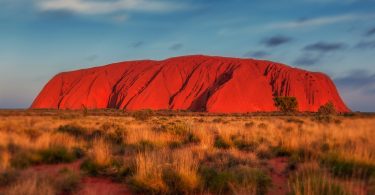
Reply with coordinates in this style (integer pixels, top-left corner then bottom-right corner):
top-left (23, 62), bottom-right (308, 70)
top-left (31, 55), bottom-right (349, 113)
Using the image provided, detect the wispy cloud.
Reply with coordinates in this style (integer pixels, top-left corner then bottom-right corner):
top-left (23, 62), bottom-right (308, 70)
top-left (294, 41), bottom-right (346, 66)
top-left (169, 43), bottom-right (183, 50)
top-left (243, 51), bottom-right (270, 58)
top-left (294, 53), bottom-right (322, 66)
top-left (334, 70), bottom-right (375, 112)
top-left (37, 0), bottom-right (188, 15)
top-left (303, 42), bottom-right (346, 52)
top-left (132, 41), bottom-right (144, 48)
top-left (85, 54), bottom-right (98, 62)
top-left (365, 27), bottom-right (375, 36)
top-left (261, 35), bottom-right (292, 47)
top-left (335, 69), bottom-right (375, 89)
top-left (356, 40), bottom-right (375, 49)
top-left (266, 13), bottom-right (375, 29)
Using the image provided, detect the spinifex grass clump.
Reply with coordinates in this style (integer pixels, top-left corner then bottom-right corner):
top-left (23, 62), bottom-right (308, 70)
top-left (199, 152), bottom-right (271, 194)
top-left (320, 152), bottom-right (375, 178)
top-left (129, 149), bottom-right (200, 194)
top-left (10, 145), bottom-right (81, 168)
top-left (214, 135), bottom-right (231, 149)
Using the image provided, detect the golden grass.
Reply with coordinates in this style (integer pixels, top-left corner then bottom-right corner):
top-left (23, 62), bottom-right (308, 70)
top-left (89, 138), bottom-right (112, 166)
top-left (0, 111), bottom-right (374, 194)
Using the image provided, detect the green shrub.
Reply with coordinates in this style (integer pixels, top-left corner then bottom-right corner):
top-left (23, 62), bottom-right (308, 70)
top-left (81, 158), bottom-right (131, 179)
top-left (162, 168), bottom-right (198, 194)
top-left (168, 141), bottom-right (184, 149)
top-left (80, 159), bottom-right (105, 176)
top-left (214, 136), bottom-right (231, 149)
top-left (57, 124), bottom-right (86, 138)
top-left (183, 132), bottom-right (200, 144)
top-left (199, 166), bottom-right (271, 195)
top-left (202, 152), bottom-right (249, 170)
top-left (199, 166), bottom-right (234, 193)
top-left (39, 146), bottom-right (77, 164)
top-left (100, 123), bottom-right (127, 144)
top-left (11, 146), bottom-right (79, 168)
top-left (231, 136), bottom-right (258, 152)
top-left (318, 101), bottom-right (336, 115)
top-left (168, 122), bottom-right (191, 136)
top-left (273, 96), bottom-right (298, 113)
top-left (129, 140), bottom-right (156, 152)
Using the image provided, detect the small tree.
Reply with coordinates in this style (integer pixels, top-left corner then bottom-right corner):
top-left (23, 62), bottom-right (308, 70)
top-left (273, 96), bottom-right (298, 113)
top-left (318, 101), bottom-right (336, 115)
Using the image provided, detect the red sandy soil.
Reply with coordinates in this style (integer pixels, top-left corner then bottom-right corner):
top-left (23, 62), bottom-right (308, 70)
top-left (77, 177), bottom-right (132, 195)
top-left (31, 55), bottom-right (349, 113)
top-left (22, 160), bottom-right (132, 195)
top-left (267, 157), bottom-right (290, 195)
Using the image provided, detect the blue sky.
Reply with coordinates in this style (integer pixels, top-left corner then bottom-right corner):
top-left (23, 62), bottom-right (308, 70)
top-left (0, 0), bottom-right (375, 111)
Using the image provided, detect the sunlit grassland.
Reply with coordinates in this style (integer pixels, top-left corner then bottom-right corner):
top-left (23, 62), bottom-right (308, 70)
top-left (0, 110), bottom-right (374, 194)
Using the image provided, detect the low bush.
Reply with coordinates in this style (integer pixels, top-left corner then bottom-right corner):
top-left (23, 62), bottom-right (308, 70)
top-left (183, 132), bottom-right (200, 144)
top-left (80, 159), bottom-right (106, 176)
top-left (231, 136), bottom-right (258, 152)
top-left (80, 158), bottom-right (131, 179)
top-left (162, 167), bottom-right (199, 194)
top-left (130, 140), bottom-right (157, 152)
top-left (57, 124), bottom-right (86, 138)
top-left (273, 96), bottom-right (298, 113)
top-left (318, 102), bottom-right (336, 115)
top-left (202, 152), bottom-right (250, 170)
top-left (214, 136), bottom-right (231, 149)
top-left (11, 146), bottom-right (80, 168)
top-left (39, 146), bottom-right (77, 164)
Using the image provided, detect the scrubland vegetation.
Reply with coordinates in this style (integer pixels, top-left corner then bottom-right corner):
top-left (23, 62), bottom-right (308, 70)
top-left (0, 109), bottom-right (374, 194)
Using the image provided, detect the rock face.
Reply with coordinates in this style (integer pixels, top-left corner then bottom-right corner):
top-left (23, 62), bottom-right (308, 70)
top-left (31, 55), bottom-right (350, 113)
